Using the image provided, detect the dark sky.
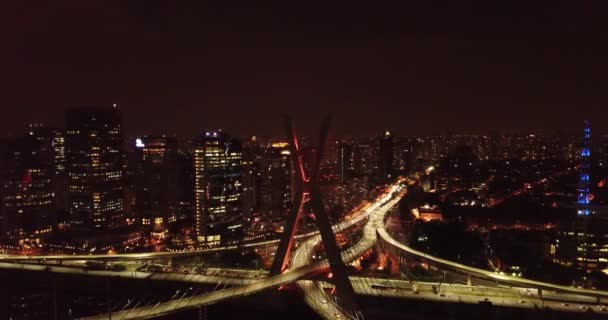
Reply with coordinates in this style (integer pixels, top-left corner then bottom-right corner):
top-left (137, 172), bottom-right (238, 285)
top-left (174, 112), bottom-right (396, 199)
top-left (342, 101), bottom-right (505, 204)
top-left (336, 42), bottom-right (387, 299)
top-left (2, 2), bottom-right (607, 137)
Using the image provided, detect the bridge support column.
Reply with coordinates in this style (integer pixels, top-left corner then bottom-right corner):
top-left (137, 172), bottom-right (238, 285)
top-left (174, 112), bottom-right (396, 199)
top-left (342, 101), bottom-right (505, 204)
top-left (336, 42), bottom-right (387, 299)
top-left (106, 277), bottom-right (112, 320)
top-left (269, 115), bottom-right (361, 317)
top-left (467, 274), bottom-right (472, 286)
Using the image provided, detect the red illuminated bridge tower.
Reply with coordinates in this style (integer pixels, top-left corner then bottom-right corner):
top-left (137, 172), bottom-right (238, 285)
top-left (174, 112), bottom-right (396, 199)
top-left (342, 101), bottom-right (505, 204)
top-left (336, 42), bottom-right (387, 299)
top-left (269, 115), bottom-right (360, 316)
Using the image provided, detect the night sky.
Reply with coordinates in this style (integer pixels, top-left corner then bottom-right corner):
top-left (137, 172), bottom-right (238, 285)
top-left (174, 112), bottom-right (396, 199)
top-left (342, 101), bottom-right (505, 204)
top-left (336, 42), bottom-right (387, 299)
top-left (2, 2), bottom-right (607, 137)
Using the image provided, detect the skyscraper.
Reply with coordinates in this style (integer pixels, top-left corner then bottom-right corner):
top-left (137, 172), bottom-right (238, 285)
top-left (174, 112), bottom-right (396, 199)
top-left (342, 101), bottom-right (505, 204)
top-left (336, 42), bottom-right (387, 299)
top-left (194, 131), bottom-right (243, 244)
top-left (26, 125), bottom-right (68, 214)
top-left (133, 136), bottom-right (178, 227)
top-left (578, 121), bottom-right (592, 216)
top-left (397, 139), bottom-right (416, 174)
top-left (352, 141), bottom-right (374, 178)
top-left (376, 130), bottom-right (394, 181)
top-left (0, 127), bottom-right (55, 236)
top-left (258, 143), bottom-right (292, 218)
top-left (555, 121), bottom-right (608, 272)
top-left (336, 141), bottom-right (354, 183)
top-left (66, 106), bottom-right (124, 230)
top-left (241, 137), bottom-right (261, 221)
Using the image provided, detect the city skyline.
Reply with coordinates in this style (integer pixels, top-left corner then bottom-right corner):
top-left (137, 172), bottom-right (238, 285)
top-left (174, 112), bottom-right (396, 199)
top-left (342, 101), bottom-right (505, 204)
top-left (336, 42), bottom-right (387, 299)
top-left (0, 104), bottom-right (602, 140)
top-left (2, 3), bottom-right (608, 137)
top-left (3, 3), bottom-right (608, 319)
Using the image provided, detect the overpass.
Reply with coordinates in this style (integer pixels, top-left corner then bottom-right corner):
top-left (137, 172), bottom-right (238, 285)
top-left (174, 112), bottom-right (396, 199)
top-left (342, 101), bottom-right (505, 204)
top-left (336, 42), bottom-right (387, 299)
top-left (4, 177), bottom-right (608, 318)
top-left (294, 184), bottom-right (406, 319)
top-left (79, 181), bottom-right (406, 319)
top-left (376, 218), bottom-right (608, 304)
top-left (1, 236), bottom-right (297, 263)
top-left (325, 277), bottom-right (607, 313)
top-left (0, 261), bottom-right (261, 286)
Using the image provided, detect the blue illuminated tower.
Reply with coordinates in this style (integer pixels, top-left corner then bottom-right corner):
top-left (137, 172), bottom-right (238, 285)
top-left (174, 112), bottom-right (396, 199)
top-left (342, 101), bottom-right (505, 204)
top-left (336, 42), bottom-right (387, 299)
top-left (578, 121), bottom-right (591, 215)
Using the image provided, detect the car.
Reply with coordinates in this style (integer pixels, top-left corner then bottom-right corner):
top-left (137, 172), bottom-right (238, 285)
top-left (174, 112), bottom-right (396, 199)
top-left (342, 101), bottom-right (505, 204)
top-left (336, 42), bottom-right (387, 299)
top-left (561, 303), bottom-right (569, 307)
top-left (439, 294), bottom-right (446, 297)
top-left (518, 300), bottom-right (526, 304)
top-left (321, 299), bottom-right (327, 304)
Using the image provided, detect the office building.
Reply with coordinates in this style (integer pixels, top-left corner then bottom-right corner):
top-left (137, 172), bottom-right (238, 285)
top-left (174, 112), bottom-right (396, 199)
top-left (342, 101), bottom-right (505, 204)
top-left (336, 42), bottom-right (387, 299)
top-left (554, 121), bottom-right (608, 271)
top-left (337, 141), bottom-right (354, 183)
top-left (194, 131), bottom-right (243, 244)
top-left (133, 136), bottom-right (179, 227)
top-left (258, 143), bottom-right (292, 218)
top-left (0, 125), bottom-right (57, 236)
top-left (66, 106), bottom-right (124, 230)
top-left (376, 130), bottom-right (394, 181)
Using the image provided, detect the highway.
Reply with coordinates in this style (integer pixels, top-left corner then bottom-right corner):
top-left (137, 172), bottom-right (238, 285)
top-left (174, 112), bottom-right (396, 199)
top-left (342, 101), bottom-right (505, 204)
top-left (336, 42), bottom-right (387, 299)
top-left (376, 216), bottom-right (608, 308)
top-left (320, 277), bottom-right (608, 314)
top-left (1, 238), bottom-right (283, 262)
top-left (81, 181), bottom-right (406, 319)
top-left (291, 227), bottom-right (345, 320)
top-left (0, 261), bottom-right (260, 286)
top-left (293, 183), bottom-right (406, 320)
top-left (294, 175), bottom-right (608, 318)
top-left (12, 175), bottom-right (608, 319)
top-left (81, 259), bottom-right (330, 320)
top-left (0, 199), bottom-right (385, 265)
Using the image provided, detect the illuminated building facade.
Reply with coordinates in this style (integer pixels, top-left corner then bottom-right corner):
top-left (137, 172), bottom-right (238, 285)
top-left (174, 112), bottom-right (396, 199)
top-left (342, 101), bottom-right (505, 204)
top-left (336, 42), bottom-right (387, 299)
top-left (241, 137), bottom-right (261, 220)
top-left (376, 130), bottom-right (394, 181)
top-left (66, 106), bottom-right (124, 230)
top-left (133, 136), bottom-right (178, 227)
top-left (194, 131), bottom-right (243, 244)
top-left (578, 121), bottom-right (592, 216)
top-left (337, 141), bottom-right (354, 183)
top-left (258, 143), bottom-right (292, 218)
top-left (352, 142), bottom-right (374, 177)
top-left (31, 125), bottom-right (68, 213)
top-left (27, 124), bottom-right (68, 177)
top-left (394, 138), bottom-right (416, 174)
top-left (555, 214), bottom-right (608, 271)
top-left (554, 121), bottom-right (608, 271)
top-left (0, 125), bottom-right (60, 236)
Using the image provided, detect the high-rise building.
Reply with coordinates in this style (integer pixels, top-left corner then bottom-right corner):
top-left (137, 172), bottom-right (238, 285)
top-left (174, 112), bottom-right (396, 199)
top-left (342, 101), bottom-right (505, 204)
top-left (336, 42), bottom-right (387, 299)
top-left (394, 138), bottom-right (416, 174)
top-left (578, 121), bottom-right (592, 216)
top-left (258, 143), bottom-right (292, 218)
top-left (352, 141), bottom-right (374, 178)
top-left (336, 141), bottom-right (354, 183)
top-left (176, 149), bottom-right (195, 221)
top-left (66, 106), bottom-right (124, 230)
top-left (241, 137), bottom-right (261, 220)
top-left (554, 121), bottom-right (608, 272)
top-left (194, 131), bottom-right (244, 244)
top-left (0, 126), bottom-right (58, 236)
top-left (133, 136), bottom-right (178, 227)
top-left (376, 130), bottom-right (394, 181)
top-left (26, 125), bottom-right (68, 214)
